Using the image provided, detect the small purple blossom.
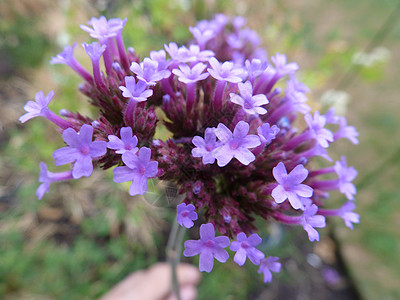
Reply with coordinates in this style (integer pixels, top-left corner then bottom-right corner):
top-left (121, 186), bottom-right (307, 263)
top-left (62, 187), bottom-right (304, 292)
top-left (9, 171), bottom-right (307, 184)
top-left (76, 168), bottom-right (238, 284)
top-left (80, 16), bottom-right (126, 41)
top-left (185, 45), bottom-right (215, 62)
top-left (164, 42), bottom-right (190, 63)
top-left (189, 26), bottom-right (216, 48)
top-left (207, 57), bottom-right (242, 83)
top-left (19, 90), bottom-right (54, 123)
top-left (82, 42), bottom-right (106, 61)
top-left (36, 162), bottom-right (73, 200)
top-left (334, 116), bottom-right (359, 145)
top-left (112, 147), bottom-right (158, 196)
top-left (305, 111), bottom-right (334, 148)
top-left (192, 128), bottom-right (220, 164)
top-left (285, 76), bottom-right (311, 114)
top-left (230, 232), bottom-right (265, 266)
top-left (325, 108), bottom-right (340, 124)
top-left (176, 203), bottom-right (198, 228)
top-left (107, 127), bottom-right (138, 155)
top-left (119, 77), bottom-right (153, 102)
top-left (172, 63), bottom-right (209, 84)
top-left (130, 57), bottom-right (171, 86)
top-left (258, 256), bottom-right (281, 283)
top-left (214, 121), bottom-right (261, 167)
top-left (271, 162), bottom-right (313, 210)
top-left (301, 204), bottom-right (326, 242)
top-left (50, 43), bottom-right (93, 82)
top-left (149, 49), bottom-right (170, 71)
top-left (183, 223), bottom-right (230, 273)
top-left (334, 156), bottom-right (357, 200)
top-left (50, 44), bottom-right (76, 65)
top-left (53, 124), bottom-right (107, 179)
top-left (245, 58), bottom-right (268, 80)
top-left (271, 52), bottom-right (299, 76)
top-left (257, 123), bottom-right (280, 145)
top-left (230, 81), bottom-right (269, 115)
top-left (338, 202), bottom-right (360, 229)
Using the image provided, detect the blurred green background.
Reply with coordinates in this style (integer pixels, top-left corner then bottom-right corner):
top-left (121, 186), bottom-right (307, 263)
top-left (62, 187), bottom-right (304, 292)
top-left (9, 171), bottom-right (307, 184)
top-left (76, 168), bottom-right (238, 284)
top-left (1, 0), bottom-right (400, 299)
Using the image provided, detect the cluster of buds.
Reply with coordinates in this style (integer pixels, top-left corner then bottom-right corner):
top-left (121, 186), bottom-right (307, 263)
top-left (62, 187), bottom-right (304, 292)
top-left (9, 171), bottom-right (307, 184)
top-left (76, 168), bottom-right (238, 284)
top-left (20, 14), bottom-right (360, 282)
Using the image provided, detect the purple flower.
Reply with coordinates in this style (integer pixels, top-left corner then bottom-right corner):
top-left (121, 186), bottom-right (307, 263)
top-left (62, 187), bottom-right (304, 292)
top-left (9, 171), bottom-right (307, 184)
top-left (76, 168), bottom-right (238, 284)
top-left (325, 108), bottom-right (340, 124)
top-left (53, 124), bottom-right (107, 179)
top-left (334, 116), bottom-right (359, 145)
top-left (83, 42), bottom-right (107, 90)
top-left (192, 128), bottom-right (220, 164)
top-left (172, 63), bottom-right (209, 84)
top-left (338, 202), bottom-right (360, 229)
top-left (304, 111), bottom-right (334, 148)
top-left (130, 58), bottom-right (171, 86)
top-left (232, 16), bottom-right (247, 30)
top-left (164, 42), bottom-right (190, 63)
top-left (334, 156), bottom-right (357, 200)
top-left (257, 123), bottom-right (280, 145)
top-left (185, 45), bottom-right (214, 62)
top-left (245, 58), bottom-right (268, 80)
top-left (107, 127), bottom-right (138, 155)
top-left (207, 57), bottom-right (242, 83)
top-left (19, 90), bottom-right (54, 123)
top-left (80, 16), bottom-right (126, 41)
top-left (82, 42), bottom-right (106, 61)
top-left (36, 162), bottom-right (73, 200)
top-left (258, 256), bottom-right (281, 283)
top-left (285, 76), bottom-right (311, 114)
top-left (189, 26), bottom-right (216, 48)
top-left (176, 203), bottom-right (198, 228)
top-left (119, 77), bottom-right (153, 102)
top-left (230, 232), bottom-right (265, 266)
top-left (50, 43), bottom-right (93, 82)
top-left (214, 121), bottom-right (261, 167)
top-left (50, 44), bottom-right (76, 65)
top-left (271, 52), bottom-right (299, 76)
top-left (301, 204), bottom-right (326, 242)
top-left (112, 147), bottom-right (158, 196)
top-left (271, 162), bottom-right (313, 210)
top-left (150, 49), bottom-right (170, 71)
top-left (229, 81), bottom-right (269, 115)
top-left (183, 223), bottom-right (230, 272)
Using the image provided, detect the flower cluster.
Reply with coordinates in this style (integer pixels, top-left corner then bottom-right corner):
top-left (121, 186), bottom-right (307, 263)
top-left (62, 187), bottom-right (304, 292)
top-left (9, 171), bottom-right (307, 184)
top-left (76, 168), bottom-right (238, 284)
top-left (20, 14), bottom-right (360, 283)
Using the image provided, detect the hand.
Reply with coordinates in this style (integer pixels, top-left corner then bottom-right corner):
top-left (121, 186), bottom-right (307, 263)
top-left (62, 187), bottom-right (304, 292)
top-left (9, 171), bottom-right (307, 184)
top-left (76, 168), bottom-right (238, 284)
top-left (99, 263), bottom-right (201, 300)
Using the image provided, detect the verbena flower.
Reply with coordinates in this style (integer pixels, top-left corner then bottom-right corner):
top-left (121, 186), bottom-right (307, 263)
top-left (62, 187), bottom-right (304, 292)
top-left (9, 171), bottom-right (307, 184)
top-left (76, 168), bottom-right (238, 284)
top-left (36, 162), bottom-right (73, 200)
top-left (183, 223), bottom-right (230, 272)
top-left (301, 204), bottom-right (326, 242)
top-left (207, 57), bottom-right (242, 83)
top-left (112, 147), bottom-right (158, 196)
top-left (229, 81), bottom-right (269, 115)
top-left (119, 77), bottom-right (153, 102)
top-left (130, 57), bottom-right (171, 86)
top-left (172, 63), bottom-right (209, 84)
top-left (191, 128), bottom-right (219, 164)
top-left (107, 127), bottom-right (139, 155)
top-left (53, 124), bottom-right (107, 179)
top-left (21, 14), bottom-right (360, 283)
top-left (213, 121), bottom-right (261, 167)
top-left (230, 232), bottom-right (265, 266)
top-left (258, 257), bottom-right (281, 283)
top-left (272, 162), bottom-right (313, 210)
top-left (177, 203), bottom-right (198, 228)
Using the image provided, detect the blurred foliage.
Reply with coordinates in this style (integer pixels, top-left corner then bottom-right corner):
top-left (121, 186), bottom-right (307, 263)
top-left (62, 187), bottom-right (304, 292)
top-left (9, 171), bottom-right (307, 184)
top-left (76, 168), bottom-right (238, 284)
top-left (0, 1), bottom-right (51, 77)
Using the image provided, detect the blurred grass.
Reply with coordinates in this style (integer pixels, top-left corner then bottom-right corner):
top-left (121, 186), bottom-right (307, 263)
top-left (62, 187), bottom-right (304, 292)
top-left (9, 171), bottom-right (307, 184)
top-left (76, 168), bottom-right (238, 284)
top-left (1, 0), bottom-right (399, 299)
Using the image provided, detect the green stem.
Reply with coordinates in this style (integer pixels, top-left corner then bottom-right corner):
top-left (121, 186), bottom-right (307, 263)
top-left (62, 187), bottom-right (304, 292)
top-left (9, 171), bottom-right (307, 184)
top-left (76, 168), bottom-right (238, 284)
top-left (167, 219), bottom-right (185, 300)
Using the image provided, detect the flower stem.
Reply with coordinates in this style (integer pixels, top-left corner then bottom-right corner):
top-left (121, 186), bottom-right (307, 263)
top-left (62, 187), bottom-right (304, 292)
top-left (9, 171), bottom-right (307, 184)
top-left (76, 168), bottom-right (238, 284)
top-left (166, 219), bottom-right (185, 300)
